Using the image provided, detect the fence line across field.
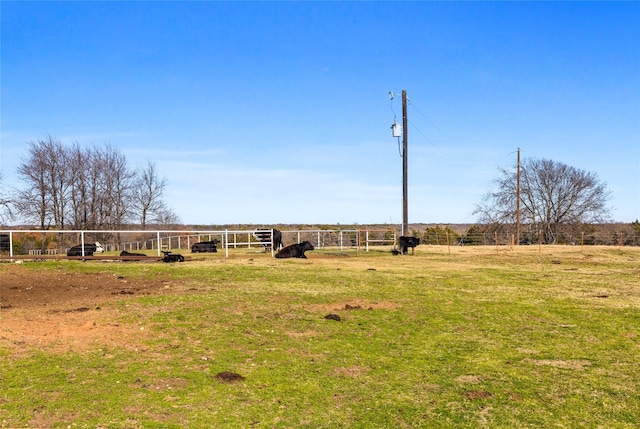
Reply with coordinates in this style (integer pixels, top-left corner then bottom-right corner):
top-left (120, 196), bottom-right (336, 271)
top-left (0, 229), bottom-right (276, 258)
top-left (0, 228), bottom-right (398, 259)
top-left (1, 227), bottom-right (635, 260)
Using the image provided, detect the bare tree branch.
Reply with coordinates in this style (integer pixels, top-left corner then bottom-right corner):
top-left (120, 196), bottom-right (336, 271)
top-left (475, 157), bottom-right (612, 243)
top-left (0, 173), bottom-right (14, 225)
top-left (133, 161), bottom-right (168, 229)
top-left (13, 137), bottom-right (173, 231)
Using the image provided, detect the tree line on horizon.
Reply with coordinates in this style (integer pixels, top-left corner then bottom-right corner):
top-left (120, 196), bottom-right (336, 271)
top-left (0, 136), bottom-right (178, 231)
top-left (0, 137), bottom-right (631, 245)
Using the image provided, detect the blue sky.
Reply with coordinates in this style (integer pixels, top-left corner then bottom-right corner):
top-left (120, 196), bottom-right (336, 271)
top-left (2, 1), bottom-right (639, 225)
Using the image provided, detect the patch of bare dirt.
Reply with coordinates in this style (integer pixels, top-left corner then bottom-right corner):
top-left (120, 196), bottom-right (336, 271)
top-left (333, 365), bottom-right (370, 377)
top-left (215, 371), bottom-right (245, 383)
top-left (0, 263), bottom-right (183, 354)
top-left (463, 390), bottom-right (493, 400)
top-left (308, 300), bottom-right (400, 313)
top-left (456, 375), bottom-right (485, 384)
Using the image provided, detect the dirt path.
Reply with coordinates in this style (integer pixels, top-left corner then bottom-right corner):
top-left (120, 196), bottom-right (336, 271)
top-left (1, 264), bottom-right (176, 354)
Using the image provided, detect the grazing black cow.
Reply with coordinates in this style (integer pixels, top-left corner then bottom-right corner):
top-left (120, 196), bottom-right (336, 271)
top-left (275, 241), bottom-right (314, 259)
top-left (191, 240), bottom-right (218, 253)
top-left (120, 250), bottom-right (146, 261)
top-left (253, 229), bottom-right (283, 251)
top-left (0, 234), bottom-right (9, 252)
top-left (67, 243), bottom-right (98, 257)
top-left (398, 236), bottom-right (420, 255)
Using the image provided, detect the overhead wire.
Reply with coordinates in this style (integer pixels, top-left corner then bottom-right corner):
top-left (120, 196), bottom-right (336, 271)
top-left (407, 97), bottom-right (445, 136)
top-left (407, 118), bottom-right (432, 145)
top-left (390, 91), bottom-right (437, 146)
top-left (389, 91), bottom-right (452, 154)
top-left (389, 91), bottom-right (403, 157)
top-left (389, 91), bottom-right (398, 122)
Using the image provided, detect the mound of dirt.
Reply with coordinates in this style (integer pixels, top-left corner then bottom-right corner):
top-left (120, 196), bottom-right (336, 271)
top-left (215, 371), bottom-right (245, 383)
top-left (324, 313), bottom-right (341, 321)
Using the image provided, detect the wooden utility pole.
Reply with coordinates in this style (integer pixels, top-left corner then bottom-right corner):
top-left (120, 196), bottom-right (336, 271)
top-left (516, 147), bottom-right (521, 245)
top-left (402, 90), bottom-right (409, 237)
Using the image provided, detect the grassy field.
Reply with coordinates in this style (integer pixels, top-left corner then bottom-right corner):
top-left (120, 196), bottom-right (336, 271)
top-left (1, 246), bottom-right (639, 428)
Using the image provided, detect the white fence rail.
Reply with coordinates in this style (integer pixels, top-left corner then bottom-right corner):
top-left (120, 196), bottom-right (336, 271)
top-left (0, 228), bottom-right (397, 259)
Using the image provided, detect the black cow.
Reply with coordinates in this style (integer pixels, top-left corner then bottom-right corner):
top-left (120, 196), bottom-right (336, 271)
top-left (67, 243), bottom-right (98, 257)
top-left (253, 229), bottom-right (283, 251)
top-left (162, 251), bottom-right (185, 263)
top-left (120, 250), bottom-right (146, 261)
top-left (0, 234), bottom-right (9, 252)
top-left (191, 240), bottom-right (218, 253)
top-left (275, 241), bottom-right (314, 259)
top-left (398, 236), bottom-right (420, 255)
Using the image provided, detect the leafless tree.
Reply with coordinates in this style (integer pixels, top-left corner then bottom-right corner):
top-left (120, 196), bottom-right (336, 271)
top-left (66, 144), bottom-right (136, 231)
top-left (41, 136), bottom-right (71, 229)
top-left (67, 142), bottom-right (91, 229)
top-left (0, 173), bottom-right (14, 225)
top-left (99, 144), bottom-right (136, 229)
top-left (15, 140), bottom-right (53, 229)
top-left (154, 206), bottom-right (182, 229)
top-left (475, 157), bottom-right (612, 243)
top-left (133, 161), bottom-right (168, 229)
top-left (67, 144), bottom-right (105, 230)
top-left (14, 137), bottom-right (175, 232)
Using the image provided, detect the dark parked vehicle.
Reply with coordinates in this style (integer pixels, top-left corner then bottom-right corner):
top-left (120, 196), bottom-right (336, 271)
top-left (0, 234), bottom-right (9, 252)
top-left (67, 243), bottom-right (97, 257)
top-left (191, 240), bottom-right (218, 253)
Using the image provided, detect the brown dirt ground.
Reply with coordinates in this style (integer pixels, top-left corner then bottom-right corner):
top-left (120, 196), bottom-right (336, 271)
top-left (0, 263), bottom-right (179, 355)
top-left (1, 259), bottom-right (398, 356)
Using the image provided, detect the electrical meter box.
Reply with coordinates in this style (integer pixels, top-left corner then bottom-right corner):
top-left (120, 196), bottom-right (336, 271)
top-left (391, 122), bottom-right (402, 138)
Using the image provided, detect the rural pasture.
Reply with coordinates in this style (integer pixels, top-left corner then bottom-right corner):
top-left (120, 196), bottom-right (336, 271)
top-left (1, 246), bottom-right (639, 428)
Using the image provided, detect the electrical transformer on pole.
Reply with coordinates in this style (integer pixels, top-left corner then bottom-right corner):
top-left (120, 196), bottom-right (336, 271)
top-left (390, 90), bottom-right (409, 237)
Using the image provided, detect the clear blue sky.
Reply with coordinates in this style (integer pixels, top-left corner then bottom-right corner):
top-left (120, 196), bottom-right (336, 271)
top-left (2, 1), bottom-right (639, 225)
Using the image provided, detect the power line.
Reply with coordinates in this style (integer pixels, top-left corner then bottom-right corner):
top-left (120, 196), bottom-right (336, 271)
top-left (405, 97), bottom-right (451, 145)
top-left (407, 98), bottom-right (443, 134)
top-left (407, 118), bottom-right (433, 144)
top-left (391, 91), bottom-right (433, 144)
top-left (389, 91), bottom-right (399, 121)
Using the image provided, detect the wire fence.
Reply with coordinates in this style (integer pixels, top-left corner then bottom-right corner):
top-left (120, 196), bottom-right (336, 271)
top-left (419, 230), bottom-right (640, 247)
top-left (1, 226), bottom-right (638, 259)
top-left (0, 228), bottom-right (398, 258)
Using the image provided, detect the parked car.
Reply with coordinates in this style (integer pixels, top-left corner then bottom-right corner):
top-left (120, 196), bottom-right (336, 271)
top-left (0, 234), bottom-right (9, 252)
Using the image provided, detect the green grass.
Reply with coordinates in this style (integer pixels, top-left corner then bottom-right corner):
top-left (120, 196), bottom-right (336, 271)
top-left (1, 246), bottom-right (639, 428)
